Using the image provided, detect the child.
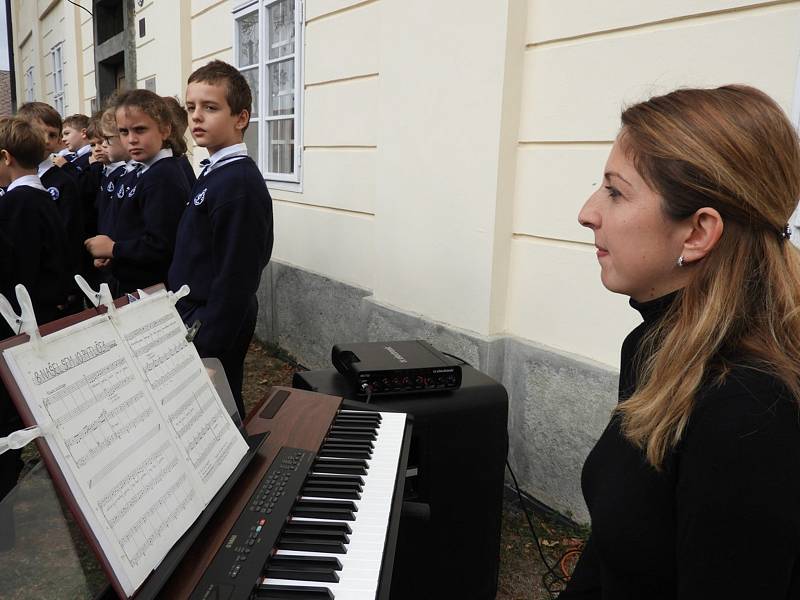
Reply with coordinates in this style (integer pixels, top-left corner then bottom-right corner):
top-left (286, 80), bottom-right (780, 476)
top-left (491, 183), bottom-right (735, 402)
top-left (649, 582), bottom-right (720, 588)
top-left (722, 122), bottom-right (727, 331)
top-left (78, 114), bottom-right (110, 286)
top-left (84, 90), bottom-right (189, 295)
top-left (162, 95), bottom-right (197, 188)
top-left (16, 102), bottom-right (84, 300)
top-left (93, 107), bottom-right (132, 281)
top-left (0, 117), bottom-right (70, 512)
top-left (55, 113), bottom-right (92, 177)
top-left (169, 60), bottom-right (274, 417)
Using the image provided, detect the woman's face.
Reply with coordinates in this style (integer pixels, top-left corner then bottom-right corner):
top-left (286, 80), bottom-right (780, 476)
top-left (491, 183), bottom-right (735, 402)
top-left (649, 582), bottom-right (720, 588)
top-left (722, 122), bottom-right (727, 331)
top-left (578, 137), bottom-right (692, 302)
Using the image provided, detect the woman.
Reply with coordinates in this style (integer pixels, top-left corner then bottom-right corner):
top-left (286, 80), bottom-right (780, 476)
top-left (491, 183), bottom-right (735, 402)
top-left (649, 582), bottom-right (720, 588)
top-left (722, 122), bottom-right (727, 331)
top-left (563, 86), bottom-right (800, 598)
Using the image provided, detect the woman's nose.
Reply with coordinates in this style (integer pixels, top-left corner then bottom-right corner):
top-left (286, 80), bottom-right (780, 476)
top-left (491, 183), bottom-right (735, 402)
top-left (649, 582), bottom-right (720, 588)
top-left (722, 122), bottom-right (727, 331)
top-left (578, 190), bottom-right (600, 230)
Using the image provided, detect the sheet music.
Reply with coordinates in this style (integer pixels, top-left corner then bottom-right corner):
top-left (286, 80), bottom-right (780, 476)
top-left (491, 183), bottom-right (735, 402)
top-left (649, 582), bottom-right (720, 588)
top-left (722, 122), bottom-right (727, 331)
top-left (115, 291), bottom-right (248, 502)
top-left (1, 289), bottom-right (248, 596)
top-left (3, 314), bottom-right (203, 593)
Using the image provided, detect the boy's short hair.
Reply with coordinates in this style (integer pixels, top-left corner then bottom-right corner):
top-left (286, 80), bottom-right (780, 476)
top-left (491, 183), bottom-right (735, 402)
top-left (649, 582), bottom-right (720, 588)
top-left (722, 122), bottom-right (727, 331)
top-left (0, 117), bottom-right (46, 169)
top-left (17, 102), bottom-right (63, 132)
top-left (188, 60), bottom-right (252, 119)
top-left (63, 113), bottom-right (90, 130)
top-left (86, 113), bottom-right (104, 140)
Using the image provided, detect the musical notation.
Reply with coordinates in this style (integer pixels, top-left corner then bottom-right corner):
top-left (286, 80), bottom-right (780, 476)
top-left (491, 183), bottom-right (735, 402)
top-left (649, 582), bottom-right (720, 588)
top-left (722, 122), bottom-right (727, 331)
top-left (1, 290), bottom-right (248, 595)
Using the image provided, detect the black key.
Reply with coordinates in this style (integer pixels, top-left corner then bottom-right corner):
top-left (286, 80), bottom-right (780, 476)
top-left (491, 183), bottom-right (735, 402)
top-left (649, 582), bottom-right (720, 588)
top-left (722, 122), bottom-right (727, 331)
top-left (285, 521), bottom-right (352, 535)
top-left (320, 448), bottom-right (372, 460)
top-left (312, 462), bottom-right (367, 476)
top-left (265, 555), bottom-right (341, 582)
top-left (324, 437), bottom-right (375, 449)
top-left (258, 584), bottom-right (333, 599)
top-left (327, 430), bottom-right (377, 442)
top-left (313, 458), bottom-right (368, 476)
top-left (302, 485), bottom-right (360, 500)
top-left (336, 411), bottom-right (381, 422)
top-left (305, 474), bottom-right (364, 487)
top-left (329, 425), bottom-right (378, 434)
top-left (321, 442), bottom-right (373, 453)
top-left (277, 537), bottom-right (348, 554)
top-left (293, 499), bottom-right (357, 521)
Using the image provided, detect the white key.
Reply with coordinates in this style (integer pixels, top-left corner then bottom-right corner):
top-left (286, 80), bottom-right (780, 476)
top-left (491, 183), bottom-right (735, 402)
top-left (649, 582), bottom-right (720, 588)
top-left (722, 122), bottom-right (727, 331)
top-left (262, 411), bottom-right (407, 600)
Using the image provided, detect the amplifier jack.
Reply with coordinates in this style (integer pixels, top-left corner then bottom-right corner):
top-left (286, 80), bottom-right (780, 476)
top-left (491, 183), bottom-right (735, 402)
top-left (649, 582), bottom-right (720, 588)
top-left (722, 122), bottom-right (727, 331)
top-left (361, 382), bottom-right (373, 404)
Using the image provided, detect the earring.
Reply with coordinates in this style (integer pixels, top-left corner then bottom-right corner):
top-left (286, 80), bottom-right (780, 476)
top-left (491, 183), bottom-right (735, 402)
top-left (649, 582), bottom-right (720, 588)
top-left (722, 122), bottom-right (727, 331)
top-left (677, 256), bottom-right (685, 267)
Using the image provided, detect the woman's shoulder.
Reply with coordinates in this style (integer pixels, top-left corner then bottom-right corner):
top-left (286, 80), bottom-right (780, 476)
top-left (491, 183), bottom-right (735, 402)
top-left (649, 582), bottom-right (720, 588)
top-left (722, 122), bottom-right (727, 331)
top-left (686, 364), bottom-right (800, 455)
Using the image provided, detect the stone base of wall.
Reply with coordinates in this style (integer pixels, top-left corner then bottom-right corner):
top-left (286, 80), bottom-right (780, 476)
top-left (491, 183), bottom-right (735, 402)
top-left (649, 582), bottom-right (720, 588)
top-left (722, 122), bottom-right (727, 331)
top-left (255, 261), bottom-right (619, 523)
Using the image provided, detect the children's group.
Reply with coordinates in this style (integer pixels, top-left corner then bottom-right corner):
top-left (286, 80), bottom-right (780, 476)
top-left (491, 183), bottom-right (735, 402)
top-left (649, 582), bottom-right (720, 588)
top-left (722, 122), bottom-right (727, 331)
top-left (0, 60), bottom-right (274, 502)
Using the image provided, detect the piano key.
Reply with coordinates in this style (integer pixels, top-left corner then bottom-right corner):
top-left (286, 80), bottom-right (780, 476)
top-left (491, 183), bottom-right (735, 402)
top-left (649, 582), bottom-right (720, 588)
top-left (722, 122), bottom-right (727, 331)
top-left (257, 584), bottom-right (334, 599)
top-left (264, 555), bottom-right (341, 583)
top-left (302, 486), bottom-right (361, 500)
top-left (262, 412), bottom-right (407, 599)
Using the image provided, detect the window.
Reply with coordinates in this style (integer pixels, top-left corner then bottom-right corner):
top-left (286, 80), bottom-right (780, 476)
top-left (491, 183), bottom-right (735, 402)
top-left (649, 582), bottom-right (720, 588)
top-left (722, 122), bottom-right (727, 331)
top-left (233, 0), bottom-right (303, 186)
top-left (24, 67), bottom-right (34, 102)
top-left (51, 44), bottom-right (65, 115)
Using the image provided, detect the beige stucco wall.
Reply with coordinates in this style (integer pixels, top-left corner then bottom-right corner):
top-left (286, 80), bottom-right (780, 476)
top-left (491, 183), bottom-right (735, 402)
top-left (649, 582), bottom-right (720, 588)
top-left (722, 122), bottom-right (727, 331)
top-left (11, 1), bottom-right (91, 116)
top-left (9, 0), bottom-right (800, 370)
top-left (508, 0), bottom-right (800, 366)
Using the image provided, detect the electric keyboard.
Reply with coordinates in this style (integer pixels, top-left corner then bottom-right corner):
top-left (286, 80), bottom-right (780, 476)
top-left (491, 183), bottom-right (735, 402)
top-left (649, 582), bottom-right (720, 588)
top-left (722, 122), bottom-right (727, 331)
top-left (159, 387), bottom-right (411, 600)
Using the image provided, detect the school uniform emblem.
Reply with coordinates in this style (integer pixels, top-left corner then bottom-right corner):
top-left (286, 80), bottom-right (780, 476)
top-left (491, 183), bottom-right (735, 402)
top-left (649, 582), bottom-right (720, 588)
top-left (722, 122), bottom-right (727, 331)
top-left (128, 186), bottom-right (137, 198)
top-left (193, 188), bottom-right (207, 206)
top-left (107, 181), bottom-right (115, 192)
top-left (47, 187), bottom-right (60, 201)
top-left (116, 185), bottom-right (126, 199)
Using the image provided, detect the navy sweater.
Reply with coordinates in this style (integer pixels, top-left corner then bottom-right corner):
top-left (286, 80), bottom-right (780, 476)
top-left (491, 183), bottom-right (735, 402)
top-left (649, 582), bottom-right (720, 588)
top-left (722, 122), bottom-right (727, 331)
top-left (111, 157), bottom-right (188, 293)
top-left (0, 185), bottom-right (70, 324)
top-left (168, 156), bottom-right (273, 358)
top-left (96, 164), bottom-right (129, 236)
top-left (60, 150), bottom-right (92, 180)
top-left (177, 154), bottom-right (197, 189)
top-left (40, 165), bottom-right (84, 279)
top-left (561, 294), bottom-right (800, 600)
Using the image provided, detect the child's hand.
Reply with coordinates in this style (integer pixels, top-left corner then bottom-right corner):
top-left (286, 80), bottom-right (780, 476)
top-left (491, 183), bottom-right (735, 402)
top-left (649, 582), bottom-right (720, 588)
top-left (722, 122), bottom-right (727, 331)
top-left (94, 258), bottom-right (111, 268)
top-left (85, 235), bottom-right (115, 258)
top-left (52, 155), bottom-right (68, 167)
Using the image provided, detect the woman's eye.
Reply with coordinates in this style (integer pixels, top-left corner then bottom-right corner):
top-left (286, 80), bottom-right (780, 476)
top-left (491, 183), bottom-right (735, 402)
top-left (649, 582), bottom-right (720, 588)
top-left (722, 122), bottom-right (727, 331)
top-left (604, 185), bottom-right (621, 199)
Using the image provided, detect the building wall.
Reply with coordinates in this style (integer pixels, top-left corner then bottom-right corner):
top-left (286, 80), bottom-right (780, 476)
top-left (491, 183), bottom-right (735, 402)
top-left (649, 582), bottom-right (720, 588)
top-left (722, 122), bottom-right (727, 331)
top-left (508, 0), bottom-right (800, 367)
top-left (11, 1), bottom-right (94, 115)
top-left (134, 0), bottom-right (193, 97)
top-left (8, 0), bottom-right (800, 520)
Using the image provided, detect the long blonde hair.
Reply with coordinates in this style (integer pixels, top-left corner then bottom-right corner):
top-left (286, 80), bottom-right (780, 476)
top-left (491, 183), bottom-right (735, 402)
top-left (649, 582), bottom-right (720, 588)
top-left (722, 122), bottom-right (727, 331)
top-left (616, 85), bottom-right (800, 468)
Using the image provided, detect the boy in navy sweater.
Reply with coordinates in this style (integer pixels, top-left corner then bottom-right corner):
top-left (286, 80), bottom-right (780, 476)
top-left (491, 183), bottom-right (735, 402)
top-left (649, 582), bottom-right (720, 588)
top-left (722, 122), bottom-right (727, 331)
top-left (54, 113), bottom-right (92, 177)
top-left (169, 60), bottom-right (273, 417)
top-left (0, 117), bottom-right (70, 507)
top-left (17, 102), bottom-right (84, 310)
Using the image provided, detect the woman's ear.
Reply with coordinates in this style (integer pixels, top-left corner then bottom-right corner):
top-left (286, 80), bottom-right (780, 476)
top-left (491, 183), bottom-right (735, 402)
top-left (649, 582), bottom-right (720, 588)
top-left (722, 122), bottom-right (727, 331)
top-left (681, 207), bottom-right (723, 263)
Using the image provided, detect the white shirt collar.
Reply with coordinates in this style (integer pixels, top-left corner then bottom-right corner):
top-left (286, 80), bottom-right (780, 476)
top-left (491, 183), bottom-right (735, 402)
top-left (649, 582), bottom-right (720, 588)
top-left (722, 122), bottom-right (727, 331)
top-left (203, 143), bottom-right (248, 176)
top-left (8, 174), bottom-right (46, 192)
top-left (37, 159), bottom-right (53, 178)
top-left (139, 148), bottom-right (173, 174)
top-left (104, 160), bottom-right (126, 176)
top-left (56, 148), bottom-right (71, 156)
top-left (75, 144), bottom-right (91, 158)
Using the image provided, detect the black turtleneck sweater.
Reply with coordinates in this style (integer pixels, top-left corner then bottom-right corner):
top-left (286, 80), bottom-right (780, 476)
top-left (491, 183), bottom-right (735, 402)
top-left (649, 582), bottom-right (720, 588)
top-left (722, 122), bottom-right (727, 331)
top-left (560, 293), bottom-right (800, 599)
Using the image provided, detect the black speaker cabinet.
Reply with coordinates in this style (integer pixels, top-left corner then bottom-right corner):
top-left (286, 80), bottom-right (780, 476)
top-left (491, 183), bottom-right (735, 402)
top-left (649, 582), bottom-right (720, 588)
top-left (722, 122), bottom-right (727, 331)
top-left (293, 366), bottom-right (508, 600)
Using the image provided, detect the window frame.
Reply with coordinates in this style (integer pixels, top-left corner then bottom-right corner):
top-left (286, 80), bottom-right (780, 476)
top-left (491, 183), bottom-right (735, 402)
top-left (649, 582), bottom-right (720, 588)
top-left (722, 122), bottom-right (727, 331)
top-left (233, 0), bottom-right (304, 191)
top-left (24, 66), bottom-right (34, 102)
top-left (51, 43), bottom-right (65, 116)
